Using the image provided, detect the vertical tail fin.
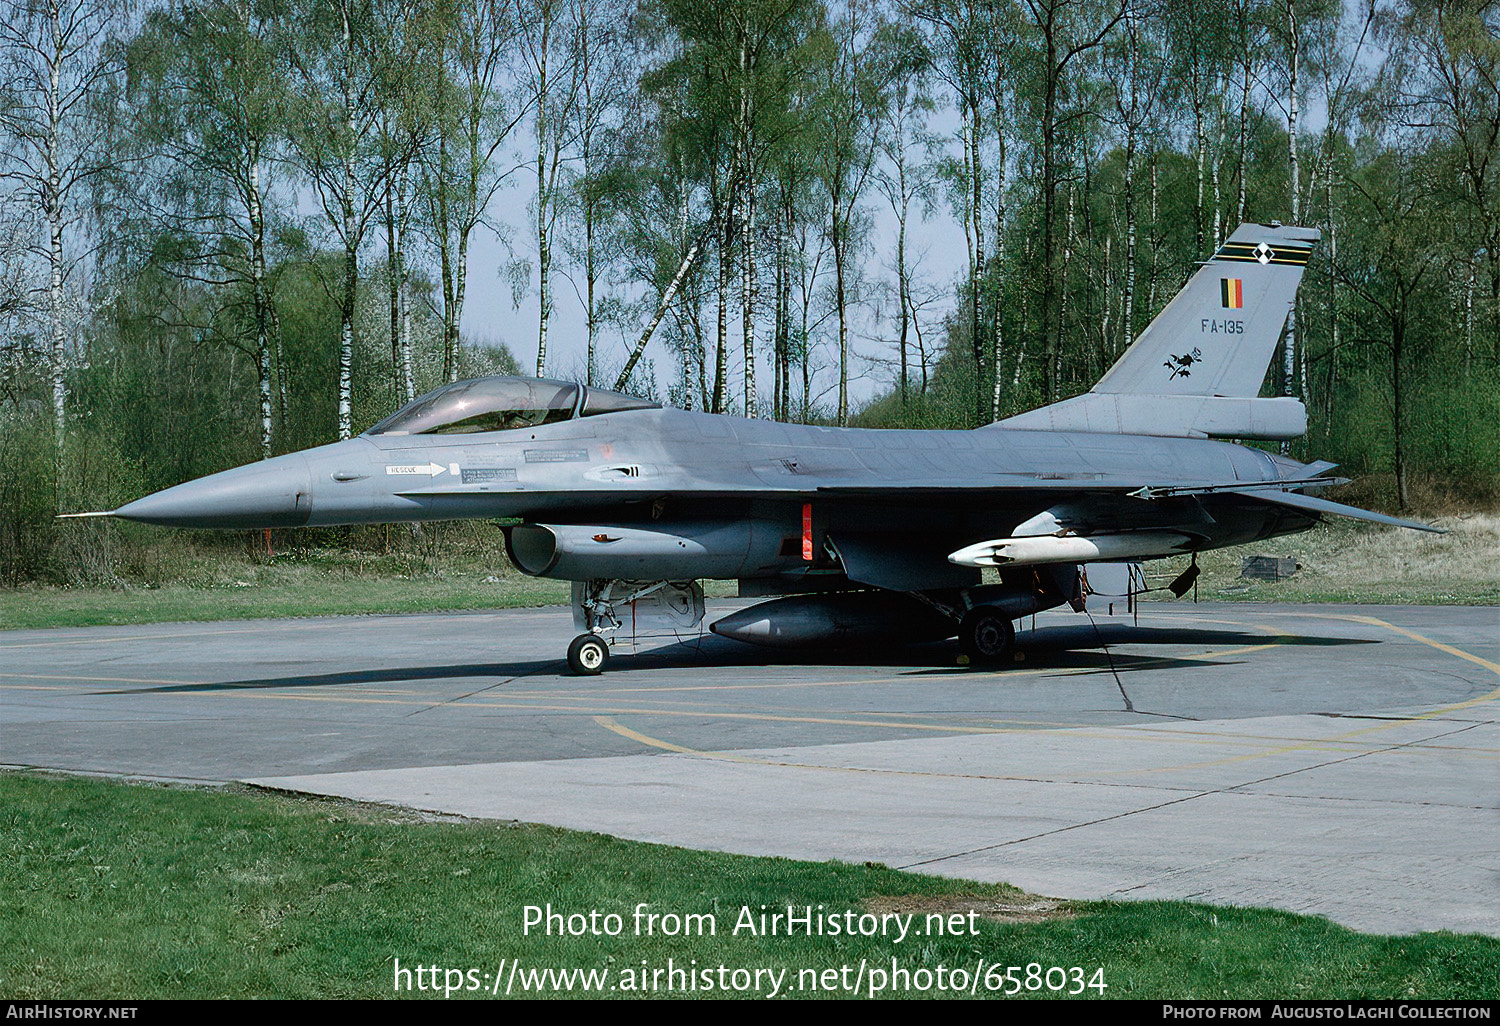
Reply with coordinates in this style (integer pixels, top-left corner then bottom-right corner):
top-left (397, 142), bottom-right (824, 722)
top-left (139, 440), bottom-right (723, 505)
top-left (999, 223), bottom-right (1320, 439)
top-left (1093, 222), bottom-right (1320, 397)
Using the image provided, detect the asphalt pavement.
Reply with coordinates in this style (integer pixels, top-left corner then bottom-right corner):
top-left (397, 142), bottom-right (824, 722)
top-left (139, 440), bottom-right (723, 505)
top-left (3, 600), bottom-right (1495, 936)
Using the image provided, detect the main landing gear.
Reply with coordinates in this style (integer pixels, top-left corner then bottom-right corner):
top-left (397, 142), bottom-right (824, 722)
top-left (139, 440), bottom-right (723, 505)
top-left (957, 605), bottom-right (1017, 666)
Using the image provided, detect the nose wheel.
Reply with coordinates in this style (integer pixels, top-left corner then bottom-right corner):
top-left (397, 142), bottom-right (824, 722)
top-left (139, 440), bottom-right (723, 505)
top-left (567, 633), bottom-right (610, 676)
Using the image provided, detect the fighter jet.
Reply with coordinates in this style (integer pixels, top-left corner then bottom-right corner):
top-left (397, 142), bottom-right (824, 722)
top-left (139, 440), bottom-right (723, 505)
top-left (72, 223), bottom-right (1438, 674)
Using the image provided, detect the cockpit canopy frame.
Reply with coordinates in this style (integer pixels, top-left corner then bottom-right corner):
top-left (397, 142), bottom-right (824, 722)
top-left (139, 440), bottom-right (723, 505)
top-left (364, 376), bottom-right (659, 437)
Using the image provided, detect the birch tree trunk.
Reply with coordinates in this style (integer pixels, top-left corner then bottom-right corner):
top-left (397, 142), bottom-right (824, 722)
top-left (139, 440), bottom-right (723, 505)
top-left (1282, 0), bottom-right (1301, 428)
top-left (833, 197), bottom-right (849, 426)
top-left (989, 102), bottom-right (1007, 423)
top-left (615, 227), bottom-right (708, 391)
top-left (1193, 62), bottom-right (1206, 258)
top-left (969, 102), bottom-right (986, 424)
top-left (250, 156), bottom-right (273, 459)
top-left (1237, 10), bottom-right (1251, 226)
top-left (714, 207), bottom-right (730, 414)
top-left (741, 170), bottom-right (758, 418)
top-left (339, 227), bottom-right (356, 440)
top-left (1123, 123), bottom-right (1137, 353)
top-left (44, 0), bottom-right (66, 445)
top-left (534, 0), bottom-right (552, 378)
top-left (896, 161), bottom-right (909, 408)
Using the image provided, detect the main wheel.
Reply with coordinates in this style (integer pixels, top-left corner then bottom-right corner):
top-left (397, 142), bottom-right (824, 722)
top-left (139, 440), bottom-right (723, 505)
top-left (567, 633), bottom-right (610, 676)
top-left (958, 607), bottom-right (1016, 666)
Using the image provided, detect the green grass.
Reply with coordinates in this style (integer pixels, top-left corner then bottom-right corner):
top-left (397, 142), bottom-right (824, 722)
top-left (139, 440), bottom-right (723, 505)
top-left (1, 524), bottom-right (572, 630)
top-left (1142, 514), bottom-right (1500, 606)
top-left (0, 573), bottom-right (572, 630)
top-left (0, 526), bottom-right (747, 629)
top-left (1, 772), bottom-right (1495, 1000)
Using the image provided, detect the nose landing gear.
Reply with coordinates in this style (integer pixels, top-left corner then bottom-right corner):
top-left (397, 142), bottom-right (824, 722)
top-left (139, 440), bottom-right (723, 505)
top-left (563, 579), bottom-right (705, 675)
top-left (566, 633), bottom-right (610, 675)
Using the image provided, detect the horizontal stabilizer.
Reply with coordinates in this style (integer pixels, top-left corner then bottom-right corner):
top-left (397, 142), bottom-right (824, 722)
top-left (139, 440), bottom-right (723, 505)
top-left (1225, 489), bottom-right (1444, 533)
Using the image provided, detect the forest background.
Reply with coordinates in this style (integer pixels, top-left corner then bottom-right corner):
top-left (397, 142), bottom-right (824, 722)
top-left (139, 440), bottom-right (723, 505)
top-left (1, 0), bottom-right (1496, 585)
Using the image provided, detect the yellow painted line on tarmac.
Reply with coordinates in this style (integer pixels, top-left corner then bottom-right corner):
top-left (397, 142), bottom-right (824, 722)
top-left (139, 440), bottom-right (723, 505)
top-left (586, 611), bottom-right (1496, 780)
top-left (8, 667), bottom-right (1488, 766)
top-left (588, 715), bottom-right (1056, 778)
top-left (223, 690), bottom-right (1361, 753)
top-left (1182, 643), bottom-right (1285, 660)
top-left (1104, 614), bottom-right (1499, 777)
top-left (539, 677), bottom-right (925, 695)
top-left (236, 691), bottom-right (1028, 733)
top-left (0, 611), bottom-right (559, 651)
top-left (517, 636), bottom-right (1289, 696)
top-left (10, 608), bottom-right (1492, 776)
top-left (8, 668), bottom-right (1458, 756)
top-left (592, 716), bottom-right (699, 754)
top-left (588, 712), bottom-right (1490, 786)
top-left (548, 704), bottom-right (1412, 755)
top-left (1128, 611), bottom-right (1285, 629)
top-left (1303, 610), bottom-right (1500, 687)
top-left (0, 621), bottom-right (350, 649)
top-left (192, 688), bottom-right (1368, 749)
top-left (583, 716), bottom-right (1385, 784)
top-left (1113, 728), bottom-right (1492, 778)
top-left (0, 671), bottom-right (1315, 742)
top-left (0, 672), bottom-right (202, 688)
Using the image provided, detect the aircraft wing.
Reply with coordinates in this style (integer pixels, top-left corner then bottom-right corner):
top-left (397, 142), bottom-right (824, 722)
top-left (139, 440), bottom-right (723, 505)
top-left (811, 474), bottom-right (1346, 498)
top-left (393, 474), bottom-right (1439, 534)
top-left (396, 474), bottom-right (1147, 500)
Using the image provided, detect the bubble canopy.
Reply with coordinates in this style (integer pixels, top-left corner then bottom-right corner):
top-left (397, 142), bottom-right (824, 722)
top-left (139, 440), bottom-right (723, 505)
top-left (363, 376), bottom-right (659, 437)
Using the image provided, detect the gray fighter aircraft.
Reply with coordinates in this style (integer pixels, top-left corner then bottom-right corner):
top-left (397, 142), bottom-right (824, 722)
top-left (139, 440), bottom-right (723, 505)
top-left (72, 223), bottom-right (1438, 674)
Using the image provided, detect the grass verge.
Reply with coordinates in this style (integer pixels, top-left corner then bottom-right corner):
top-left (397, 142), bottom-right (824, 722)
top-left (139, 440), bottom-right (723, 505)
top-left (1140, 514), bottom-right (1500, 605)
top-left (0, 573), bottom-right (572, 631)
top-left (1, 771), bottom-right (1495, 1000)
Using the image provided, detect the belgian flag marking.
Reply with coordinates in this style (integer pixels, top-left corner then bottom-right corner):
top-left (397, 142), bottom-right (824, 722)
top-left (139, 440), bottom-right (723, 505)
top-left (1221, 278), bottom-right (1243, 309)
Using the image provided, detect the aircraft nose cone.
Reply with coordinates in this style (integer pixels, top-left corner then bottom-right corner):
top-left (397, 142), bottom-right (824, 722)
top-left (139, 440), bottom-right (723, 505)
top-left (113, 453), bottom-right (313, 528)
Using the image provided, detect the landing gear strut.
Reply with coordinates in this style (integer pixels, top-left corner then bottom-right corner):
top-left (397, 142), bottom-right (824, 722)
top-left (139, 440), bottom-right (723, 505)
top-left (958, 605), bottom-right (1016, 666)
top-left (564, 579), bottom-right (705, 676)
